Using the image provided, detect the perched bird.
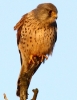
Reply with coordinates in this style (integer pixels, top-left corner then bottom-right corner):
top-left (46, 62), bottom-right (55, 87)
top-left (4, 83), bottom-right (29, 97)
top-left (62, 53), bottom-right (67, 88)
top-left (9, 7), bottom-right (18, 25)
top-left (14, 3), bottom-right (58, 96)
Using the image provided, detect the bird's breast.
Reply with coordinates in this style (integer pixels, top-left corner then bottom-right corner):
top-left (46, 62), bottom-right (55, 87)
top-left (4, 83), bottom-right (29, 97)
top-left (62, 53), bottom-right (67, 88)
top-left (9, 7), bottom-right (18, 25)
top-left (19, 18), bottom-right (56, 56)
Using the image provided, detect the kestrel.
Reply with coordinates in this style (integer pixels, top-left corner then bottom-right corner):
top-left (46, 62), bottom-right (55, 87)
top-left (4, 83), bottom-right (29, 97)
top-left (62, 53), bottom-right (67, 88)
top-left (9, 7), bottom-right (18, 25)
top-left (14, 3), bottom-right (58, 96)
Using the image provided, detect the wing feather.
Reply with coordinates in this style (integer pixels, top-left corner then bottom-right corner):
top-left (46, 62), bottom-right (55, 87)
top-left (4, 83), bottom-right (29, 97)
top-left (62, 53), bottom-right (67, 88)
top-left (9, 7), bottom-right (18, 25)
top-left (14, 14), bottom-right (28, 65)
top-left (14, 14), bottom-right (27, 44)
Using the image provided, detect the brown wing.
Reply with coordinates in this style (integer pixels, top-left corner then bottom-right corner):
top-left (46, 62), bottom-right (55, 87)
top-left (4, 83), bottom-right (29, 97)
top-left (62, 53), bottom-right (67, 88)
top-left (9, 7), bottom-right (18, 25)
top-left (14, 13), bottom-right (28, 45)
top-left (50, 21), bottom-right (57, 42)
top-left (54, 21), bottom-right (57, 42)
top-left (14, 14), bottom-right (28, 65)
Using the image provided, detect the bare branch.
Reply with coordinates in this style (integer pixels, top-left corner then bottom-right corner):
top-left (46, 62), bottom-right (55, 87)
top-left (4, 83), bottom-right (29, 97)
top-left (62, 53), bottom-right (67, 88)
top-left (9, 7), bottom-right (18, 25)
top-left (3, 93), bottom-right (8, 100)
top-left (31, 88), bottom-right (39, 100)
top-left (18, 56), bottom-right (42, 100)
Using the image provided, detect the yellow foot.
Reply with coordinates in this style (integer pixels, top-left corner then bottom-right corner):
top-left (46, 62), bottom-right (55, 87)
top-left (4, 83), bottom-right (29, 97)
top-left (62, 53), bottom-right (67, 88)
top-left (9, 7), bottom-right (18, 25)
top-left (40, 55), bottom-right (48, 62)
top-left (29, 55), bottom-right (35, 64)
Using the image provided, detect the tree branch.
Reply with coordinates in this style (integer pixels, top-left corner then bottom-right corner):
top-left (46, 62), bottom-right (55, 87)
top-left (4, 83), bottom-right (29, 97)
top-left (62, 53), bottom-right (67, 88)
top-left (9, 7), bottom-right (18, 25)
top-left (3, 93), bottom-right (8, 100)
top-left (18, 56), bottom-right (42, 100)
top-left (31, 88), bottom-right (39, 100)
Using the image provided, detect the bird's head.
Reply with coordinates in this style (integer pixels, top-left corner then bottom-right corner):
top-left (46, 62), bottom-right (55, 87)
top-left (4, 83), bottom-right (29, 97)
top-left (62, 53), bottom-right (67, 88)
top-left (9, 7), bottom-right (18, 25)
top-left (34, 3), bottom-right (58, 24)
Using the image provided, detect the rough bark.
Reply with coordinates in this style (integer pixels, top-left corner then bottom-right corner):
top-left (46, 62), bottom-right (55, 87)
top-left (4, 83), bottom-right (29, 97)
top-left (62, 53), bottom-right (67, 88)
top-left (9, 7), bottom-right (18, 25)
top-left (19, 56), bottom-right (42, 100)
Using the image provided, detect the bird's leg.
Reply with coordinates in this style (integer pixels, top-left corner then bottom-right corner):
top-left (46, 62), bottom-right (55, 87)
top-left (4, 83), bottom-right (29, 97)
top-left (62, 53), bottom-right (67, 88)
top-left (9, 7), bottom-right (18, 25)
top-left (29, 55), bottom-right (35, 64)
top-left (29, 54), bottom-right (48, 64)
top-left (39, 55), bottom-right (48, 62)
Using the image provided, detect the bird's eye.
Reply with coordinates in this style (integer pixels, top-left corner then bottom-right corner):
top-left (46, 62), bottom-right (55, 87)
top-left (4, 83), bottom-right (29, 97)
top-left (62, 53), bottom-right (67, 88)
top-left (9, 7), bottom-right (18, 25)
top-left (49, 10), bottom-right (52, 16)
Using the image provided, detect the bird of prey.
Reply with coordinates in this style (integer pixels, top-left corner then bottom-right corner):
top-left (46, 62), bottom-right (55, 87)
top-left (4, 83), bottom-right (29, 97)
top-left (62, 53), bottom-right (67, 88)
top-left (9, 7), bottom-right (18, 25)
top-left (14, 3), bottom-right (58, 96)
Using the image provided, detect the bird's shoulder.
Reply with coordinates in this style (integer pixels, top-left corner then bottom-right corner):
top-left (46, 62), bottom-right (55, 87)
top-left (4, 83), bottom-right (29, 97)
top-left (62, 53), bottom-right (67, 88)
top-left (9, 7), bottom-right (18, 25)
top-left (14, 11), bottom-right (35, 44)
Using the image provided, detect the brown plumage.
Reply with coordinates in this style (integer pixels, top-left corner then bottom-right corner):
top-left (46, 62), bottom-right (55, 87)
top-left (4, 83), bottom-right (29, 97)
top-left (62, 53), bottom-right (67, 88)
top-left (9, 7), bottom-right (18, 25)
top-left (14, 3), bottom-right (58, 96)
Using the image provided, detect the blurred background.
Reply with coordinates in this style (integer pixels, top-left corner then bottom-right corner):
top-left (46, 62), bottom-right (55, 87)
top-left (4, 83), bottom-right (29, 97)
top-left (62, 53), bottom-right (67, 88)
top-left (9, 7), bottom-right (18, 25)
top-left (0, 0), bottom-right (77, 100)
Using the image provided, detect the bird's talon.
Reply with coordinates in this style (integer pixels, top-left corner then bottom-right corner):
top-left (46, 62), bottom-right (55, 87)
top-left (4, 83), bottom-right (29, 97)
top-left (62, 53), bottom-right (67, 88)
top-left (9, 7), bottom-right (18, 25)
top-left (29, 55), bottom-right (35, 64)
top-left (40, 55), bottom-right (48, 62)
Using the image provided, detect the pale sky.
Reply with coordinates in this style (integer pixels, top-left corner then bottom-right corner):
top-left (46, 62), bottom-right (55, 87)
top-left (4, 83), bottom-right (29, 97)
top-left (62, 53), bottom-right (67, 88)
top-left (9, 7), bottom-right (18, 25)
top-left (0, 0), bottom-right (77, 100)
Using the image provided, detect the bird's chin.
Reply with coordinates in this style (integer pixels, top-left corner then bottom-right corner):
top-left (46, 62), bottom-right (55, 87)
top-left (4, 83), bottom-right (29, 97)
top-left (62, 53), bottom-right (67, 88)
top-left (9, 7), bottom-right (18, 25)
top-left (44, 17), bottom-right (56, 24)
top-left (50, 18), bottom-right (57, 23)
top-left (38, 18), bottom-right (56, 25)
